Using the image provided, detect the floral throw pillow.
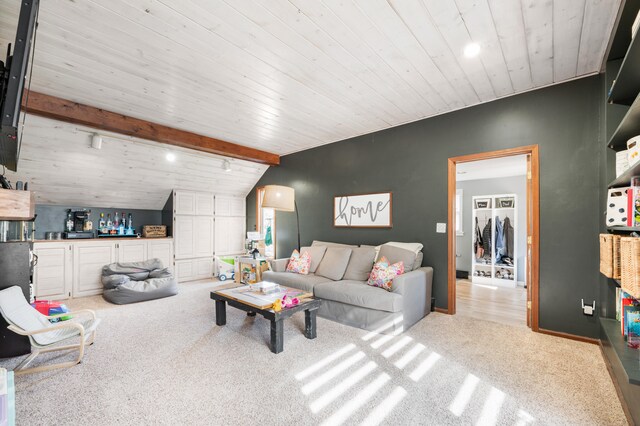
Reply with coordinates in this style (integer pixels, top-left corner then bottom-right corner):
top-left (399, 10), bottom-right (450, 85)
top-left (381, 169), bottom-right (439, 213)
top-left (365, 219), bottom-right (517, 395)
top-left (286, 250), bottom-right (311, 275)
top-left (367, 256), bottom-right (404, 291)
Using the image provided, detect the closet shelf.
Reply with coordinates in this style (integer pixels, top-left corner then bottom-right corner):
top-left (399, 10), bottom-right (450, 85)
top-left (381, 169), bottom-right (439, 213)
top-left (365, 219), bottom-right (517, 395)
top-left (608, 33), bottom-right (640, 105)
top-left (607, 93), bottom-right (640, 150)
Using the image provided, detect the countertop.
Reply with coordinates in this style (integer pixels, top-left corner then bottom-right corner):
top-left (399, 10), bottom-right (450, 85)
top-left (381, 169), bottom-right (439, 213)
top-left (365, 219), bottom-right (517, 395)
top-left (34, 237), bottom-right (173, 243)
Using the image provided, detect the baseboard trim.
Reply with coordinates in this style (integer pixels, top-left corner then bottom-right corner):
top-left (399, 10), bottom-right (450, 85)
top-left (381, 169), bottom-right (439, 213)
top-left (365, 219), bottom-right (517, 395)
top-left (599, 343), bottom-right (634, 425)
top-left (537, 328), bottom-right (599, 345)
top-left (434, 307), bottom-right (449, 314)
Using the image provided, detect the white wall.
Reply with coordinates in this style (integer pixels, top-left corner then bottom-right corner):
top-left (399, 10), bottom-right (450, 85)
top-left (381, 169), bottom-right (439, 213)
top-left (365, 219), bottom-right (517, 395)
top-left (456, 176), bottom-right (527, 282)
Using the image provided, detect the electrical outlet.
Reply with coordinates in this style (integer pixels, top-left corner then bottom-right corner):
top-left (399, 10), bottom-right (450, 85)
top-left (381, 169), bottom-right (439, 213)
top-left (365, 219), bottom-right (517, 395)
top-left (436, 223), bottom-right (446, 233)
top-left (581, 299), bottom-right (595, 316)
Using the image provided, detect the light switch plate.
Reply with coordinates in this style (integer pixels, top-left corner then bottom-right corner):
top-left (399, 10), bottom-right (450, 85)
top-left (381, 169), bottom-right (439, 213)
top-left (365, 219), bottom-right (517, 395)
top-left (436, 223), bottom-right (447, 233)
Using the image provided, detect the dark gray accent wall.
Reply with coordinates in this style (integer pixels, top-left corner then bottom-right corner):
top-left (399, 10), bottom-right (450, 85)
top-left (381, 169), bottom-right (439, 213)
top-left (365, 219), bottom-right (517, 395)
top-left (247, 76), bottom-right (604, 338)
top-left (35, 205), bottom-right (163, 239)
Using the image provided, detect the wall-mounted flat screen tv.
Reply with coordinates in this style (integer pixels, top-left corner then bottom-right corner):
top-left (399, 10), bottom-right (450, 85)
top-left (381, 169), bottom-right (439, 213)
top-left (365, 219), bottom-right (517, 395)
top-left (0, 0), bottom-right (39, 172)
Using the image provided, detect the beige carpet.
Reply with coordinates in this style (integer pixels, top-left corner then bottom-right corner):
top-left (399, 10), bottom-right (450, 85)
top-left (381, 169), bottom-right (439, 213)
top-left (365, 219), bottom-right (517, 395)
top-left (0, 280), bottom-right (626, 425)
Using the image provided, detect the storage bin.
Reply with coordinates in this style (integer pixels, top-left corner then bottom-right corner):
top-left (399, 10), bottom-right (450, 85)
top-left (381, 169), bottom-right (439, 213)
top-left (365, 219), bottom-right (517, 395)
top-left (606, 187), bottom-right (631, 227)
top-left (599, 234), bottom-right (621, 279)
top-left (620, 237), bottom-right (640, 299)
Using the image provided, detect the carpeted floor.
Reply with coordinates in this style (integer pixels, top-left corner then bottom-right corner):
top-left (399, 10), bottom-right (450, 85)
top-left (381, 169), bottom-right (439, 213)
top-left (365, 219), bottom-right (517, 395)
top-left (0, 280), bottom-right (626, 425)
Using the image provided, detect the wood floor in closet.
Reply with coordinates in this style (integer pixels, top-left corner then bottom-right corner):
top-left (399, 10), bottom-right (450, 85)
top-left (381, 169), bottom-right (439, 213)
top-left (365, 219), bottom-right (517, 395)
top-left (456, 279), bottom-right (527, 328)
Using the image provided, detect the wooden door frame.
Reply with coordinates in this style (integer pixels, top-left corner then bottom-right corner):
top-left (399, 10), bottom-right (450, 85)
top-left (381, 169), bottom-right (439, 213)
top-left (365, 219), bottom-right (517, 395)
top-left (447, 145), bottom-right (540, 331)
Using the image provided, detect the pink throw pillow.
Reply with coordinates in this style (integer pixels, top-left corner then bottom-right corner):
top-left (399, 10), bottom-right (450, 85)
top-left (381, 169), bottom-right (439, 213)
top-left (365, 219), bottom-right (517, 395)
top-left (286, 250), bottom-right (311, 275)
top-left (367, 256), bottom-right (404, 291)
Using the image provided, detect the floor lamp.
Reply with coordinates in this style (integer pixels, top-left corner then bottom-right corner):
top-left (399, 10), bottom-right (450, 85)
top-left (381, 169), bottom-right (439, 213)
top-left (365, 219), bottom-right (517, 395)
top-left (261, 185), bottom-right (300, 252)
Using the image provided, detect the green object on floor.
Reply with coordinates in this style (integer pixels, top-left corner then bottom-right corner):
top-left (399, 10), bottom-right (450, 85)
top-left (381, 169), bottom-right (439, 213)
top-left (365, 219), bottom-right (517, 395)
top-left (265, 225), bottom-right (273, 246)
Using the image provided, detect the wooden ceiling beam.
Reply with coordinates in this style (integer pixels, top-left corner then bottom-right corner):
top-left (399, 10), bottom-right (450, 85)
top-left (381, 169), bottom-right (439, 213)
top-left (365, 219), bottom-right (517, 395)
top-left (21, 90), bottom-right (280, 166)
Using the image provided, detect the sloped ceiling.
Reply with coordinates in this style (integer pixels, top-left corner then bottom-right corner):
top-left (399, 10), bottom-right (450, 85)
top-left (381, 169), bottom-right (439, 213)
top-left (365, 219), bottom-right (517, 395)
top-left (0, 1), bottom-right (624, 208)
top-left (3, 115), bottom-right (269, 210)
top-left (0, 0), bottom-right (623, 157)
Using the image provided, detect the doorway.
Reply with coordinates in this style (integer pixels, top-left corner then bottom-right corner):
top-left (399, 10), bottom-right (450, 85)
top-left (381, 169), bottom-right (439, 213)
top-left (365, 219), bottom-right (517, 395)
top-left (447, 146), bottom-right (540, 331)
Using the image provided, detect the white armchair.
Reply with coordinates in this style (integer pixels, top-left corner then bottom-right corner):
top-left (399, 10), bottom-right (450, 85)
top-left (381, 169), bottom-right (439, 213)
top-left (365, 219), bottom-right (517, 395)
top-left (0, 286), bottom-right (101, 375)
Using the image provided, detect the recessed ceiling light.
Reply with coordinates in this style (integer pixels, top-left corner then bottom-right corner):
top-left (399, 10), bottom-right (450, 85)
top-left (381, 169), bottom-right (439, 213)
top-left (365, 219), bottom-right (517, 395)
top-left (223, 159), bottom-right (232, 172)
top-left (166, 152), bottom-right (176, 162)
top-left (463, 42), bottom-right (481, 58)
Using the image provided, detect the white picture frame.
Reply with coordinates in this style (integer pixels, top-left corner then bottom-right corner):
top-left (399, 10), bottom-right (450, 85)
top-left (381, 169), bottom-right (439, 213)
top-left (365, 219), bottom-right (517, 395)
top-left (334, 192), bottom-right (392, 228)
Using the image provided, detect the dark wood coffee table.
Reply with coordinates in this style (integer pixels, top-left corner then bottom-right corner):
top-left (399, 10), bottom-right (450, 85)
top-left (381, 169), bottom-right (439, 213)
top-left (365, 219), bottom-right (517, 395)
top-left (210, 284), bottom-right (323, 354)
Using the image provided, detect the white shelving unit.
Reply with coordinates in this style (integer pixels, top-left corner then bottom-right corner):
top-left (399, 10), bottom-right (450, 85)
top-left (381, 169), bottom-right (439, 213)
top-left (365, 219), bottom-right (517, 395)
top-left (471, 194), bottom-right (517, 288)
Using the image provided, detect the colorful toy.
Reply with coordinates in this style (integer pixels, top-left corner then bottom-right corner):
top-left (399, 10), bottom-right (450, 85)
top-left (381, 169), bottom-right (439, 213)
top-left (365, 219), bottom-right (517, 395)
top-left (31, 300), bottom-right (72, 322)
top-left (216, 256), bottom-right (236, 282)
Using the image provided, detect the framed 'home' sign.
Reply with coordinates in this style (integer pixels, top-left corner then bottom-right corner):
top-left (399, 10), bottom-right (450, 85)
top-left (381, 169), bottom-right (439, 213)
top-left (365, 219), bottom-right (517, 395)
top-left (334, 192), bottom-right (392, 228)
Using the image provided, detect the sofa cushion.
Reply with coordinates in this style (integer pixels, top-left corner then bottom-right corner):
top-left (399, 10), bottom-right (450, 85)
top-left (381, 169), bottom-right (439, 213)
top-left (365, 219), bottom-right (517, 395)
top-left (377, 245), bottom-right (417, 274)
top-left (315, 247), bottom-right (353, 281)
top-left (286, 250), bottom-right (311, 275)
top-left (262, 271), bottom-right (331, 293)
top-left (314, 280), bottom-right (403, 313)
top-left (300, 246), bottom-right (327, 273)
top-left (343, 246), bottom-right (376, 281)
top-left (413, 252), bottom-right (423, 270)
top-left (367, 256), bottom-right (405, 291)
top-left (312, 240), bottom-right (358, 249)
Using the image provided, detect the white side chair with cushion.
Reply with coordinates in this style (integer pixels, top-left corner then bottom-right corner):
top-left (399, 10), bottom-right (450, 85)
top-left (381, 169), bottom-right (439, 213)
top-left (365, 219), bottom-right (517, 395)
top-left (0, 286), bottom-right (101, 375)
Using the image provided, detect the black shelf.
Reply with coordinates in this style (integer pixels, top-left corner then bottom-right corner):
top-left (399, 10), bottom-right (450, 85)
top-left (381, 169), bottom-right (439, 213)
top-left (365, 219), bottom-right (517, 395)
top-left (608, 34), bottom-right (640, 105)
top-left (608, 226), bottom-right (640, 232)
top-left (600, 318), bottom-right (640, 385)
top-left (607, 93), bottom-right (640, 150)
top-left (609, 160), bottom-right (640, 187)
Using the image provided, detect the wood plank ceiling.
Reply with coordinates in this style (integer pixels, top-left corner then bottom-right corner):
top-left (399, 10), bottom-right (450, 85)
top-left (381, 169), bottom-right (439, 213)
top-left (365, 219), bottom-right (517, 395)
top-left (0, 0), bottom-right (623, 208)
top-left (4, 115), bottom-right (268, 210)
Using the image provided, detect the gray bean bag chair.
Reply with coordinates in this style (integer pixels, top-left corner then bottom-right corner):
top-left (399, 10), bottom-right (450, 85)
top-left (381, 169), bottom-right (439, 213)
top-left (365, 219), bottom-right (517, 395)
top-left (101, 258), bottom-right (178, 305)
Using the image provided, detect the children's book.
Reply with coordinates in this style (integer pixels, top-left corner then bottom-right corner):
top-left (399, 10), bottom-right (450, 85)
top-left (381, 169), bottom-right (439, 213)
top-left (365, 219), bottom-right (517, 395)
top-left (626, 306), bottom-right (640, 348)
top-left (616, 287), bottom-right (621, 322)
top-left (621, 291), bottom-right (638, 335)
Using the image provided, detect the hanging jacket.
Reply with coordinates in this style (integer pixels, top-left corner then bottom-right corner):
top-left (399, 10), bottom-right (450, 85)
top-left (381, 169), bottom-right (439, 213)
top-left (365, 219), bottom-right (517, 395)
top-left (474, 217), bottom-right (484, 258)
top-left (503, 217), bottom-right (514, 259)
top-left (495, 215), bottom-right (504, 263)
top-left (482, 218), bottom-right (492, 257)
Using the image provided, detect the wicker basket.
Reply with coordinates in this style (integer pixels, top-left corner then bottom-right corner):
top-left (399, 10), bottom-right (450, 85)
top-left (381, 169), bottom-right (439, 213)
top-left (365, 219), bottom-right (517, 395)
top-left (600, 234), bottom-right (621, 279)
top-left (620, 237), bottom-right (640, 299)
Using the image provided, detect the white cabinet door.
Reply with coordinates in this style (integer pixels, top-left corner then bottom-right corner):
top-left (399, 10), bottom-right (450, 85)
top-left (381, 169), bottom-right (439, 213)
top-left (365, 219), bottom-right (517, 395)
top-left (117, 240), bottom-right (147, 263)
top-left (215, 196), bottom-right (232, 217)
top-left (33, 243), bottom-right (72, 300)
top-left (73, 242), bottom-right (116, 297)
top-left (194, 216), bottom-right (214, 257)
top-left (148, 239), bottom-right (174, 270)
top-left (229, 217), bottom-right (246, 254)
top-left (215, 217), bottom-right (245, 255)
top-left (214, 217), bottom-right (231, 254)
top-left (230, 198), bottom-right (246, 217)
top-left (175, 259), bottom-right (195, 282)
top-left (174, 191), bottom-right (196, 215)
top-left (174, 216), bottom-right (195, 259)
top-left (195, 193), bottom-right (214, 216)
top-left (195, 257), bottom-right (214, 279)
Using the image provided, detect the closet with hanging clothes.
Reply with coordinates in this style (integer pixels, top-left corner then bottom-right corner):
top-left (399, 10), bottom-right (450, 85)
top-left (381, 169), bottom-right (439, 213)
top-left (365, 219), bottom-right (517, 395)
top-left (471, 194), bottom-right (517, 288)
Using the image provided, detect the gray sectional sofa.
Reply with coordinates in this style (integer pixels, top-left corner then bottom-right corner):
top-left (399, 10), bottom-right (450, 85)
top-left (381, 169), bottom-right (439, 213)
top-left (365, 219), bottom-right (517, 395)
top-left (263, 241), bottom-right (433, 334)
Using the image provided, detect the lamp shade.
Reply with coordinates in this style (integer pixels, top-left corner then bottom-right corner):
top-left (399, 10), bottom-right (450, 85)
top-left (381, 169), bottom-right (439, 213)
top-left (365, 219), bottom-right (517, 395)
top-left (261, 185), bottom-right (295, 212)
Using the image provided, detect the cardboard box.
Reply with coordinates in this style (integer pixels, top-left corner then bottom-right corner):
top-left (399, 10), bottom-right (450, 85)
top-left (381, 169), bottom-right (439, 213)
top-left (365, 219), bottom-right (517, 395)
top-left (627, 136), bottom-right (640, 167)
top-left (606, 187), bottom-right (631, 227)
top-left (616, 150), bottom-right (629, 177)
